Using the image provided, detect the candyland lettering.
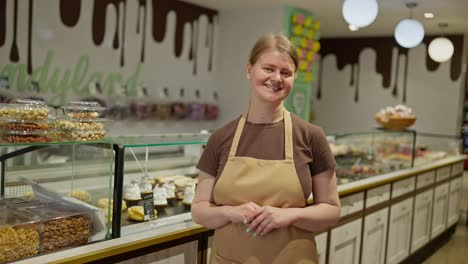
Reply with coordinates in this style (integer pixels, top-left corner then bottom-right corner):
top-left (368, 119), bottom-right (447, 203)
top-left (1, 51), bottom-right (141, 104)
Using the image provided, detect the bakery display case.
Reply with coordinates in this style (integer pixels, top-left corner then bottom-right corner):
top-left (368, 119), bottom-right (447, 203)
top-left (328, 130), bottom-right (416, 184)
top-left (414, 132), bottom-right (462, 166)
top-left (0, 140), bottom-right (114, 263)
top-left (110, 133), bottom-right (209, 237)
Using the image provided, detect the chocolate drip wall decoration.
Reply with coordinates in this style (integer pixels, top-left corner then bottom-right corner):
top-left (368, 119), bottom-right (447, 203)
top-left (27, 0), bottom-right (33, 73)
top-left (56, 0), bottom-right (217, 73)
top-left (152, 0), bottom-right (217, 74)
top-left (10, 0), bottom-right (19, 62)
top-left (59, 0), bottom-right (80, 27)
top-left (3, 0), bottom-right (35, 73)
top-left (0, 0), bottom-right (6, 46)
top-left (318, 35), bottom-right (463, 103)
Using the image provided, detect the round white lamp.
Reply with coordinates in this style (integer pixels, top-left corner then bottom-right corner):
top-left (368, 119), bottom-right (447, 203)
top-left (342, 0), bottom-right (379, 28)
top-left (394, 19), bottom-right (425, 48)
top-left (428, 37), bottom-right (454, 62)
top-left (428, 23), bottom-right (454, 62)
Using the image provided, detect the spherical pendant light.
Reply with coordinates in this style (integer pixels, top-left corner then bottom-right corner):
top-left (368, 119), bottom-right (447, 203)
top-left (428, 37), bottom-right (454, 62)
top-left (394, 19), bottom-right (425, 48)
top-left (342, 0), bottom-right (379, 28)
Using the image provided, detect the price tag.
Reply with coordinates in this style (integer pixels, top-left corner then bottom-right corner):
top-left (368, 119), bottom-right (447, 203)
top-left (142, 193), bottom-right (155, 220)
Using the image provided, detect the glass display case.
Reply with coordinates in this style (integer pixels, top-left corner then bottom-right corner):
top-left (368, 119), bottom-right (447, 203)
top-left (327, 130), bottom-right (416, 185)
top-left (0, 141), bottom-right (114, 263)
top-left (414, 132), bottom-right (462, 166)
top-left (328, 130), bottom-right (463, 185)
top-left (110, 133), bottom-right (209, 237)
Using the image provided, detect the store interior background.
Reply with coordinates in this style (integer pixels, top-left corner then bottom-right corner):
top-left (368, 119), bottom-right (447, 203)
top-left (0, 0), bottom-right (467, 137)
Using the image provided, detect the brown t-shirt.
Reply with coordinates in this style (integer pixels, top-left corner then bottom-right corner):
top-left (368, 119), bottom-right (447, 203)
top-left (196, 113), bottom-right (336, 199)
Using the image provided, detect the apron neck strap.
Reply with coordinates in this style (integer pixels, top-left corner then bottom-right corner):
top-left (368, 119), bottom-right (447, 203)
top-left (228, 107), bottom-right (294, 160)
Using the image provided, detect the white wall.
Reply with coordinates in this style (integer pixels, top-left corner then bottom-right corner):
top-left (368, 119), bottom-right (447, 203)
top-left (0, 0), bottom-right (220, 135)
top-left (215, 7), bottom-right (284, 126)
top-left (313, 43), bottom-right (465, 136)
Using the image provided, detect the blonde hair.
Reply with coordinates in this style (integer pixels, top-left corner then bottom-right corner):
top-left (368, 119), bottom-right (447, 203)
top-left (248, 33), bottom-right (298, 72)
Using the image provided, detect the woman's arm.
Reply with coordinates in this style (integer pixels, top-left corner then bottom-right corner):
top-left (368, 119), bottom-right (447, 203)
top-left (290, 169), bottom-right (341, 231)
top-left (248, 169), bottom-right (340, 236)
top-left (191, 171), bottom-right (260, 229)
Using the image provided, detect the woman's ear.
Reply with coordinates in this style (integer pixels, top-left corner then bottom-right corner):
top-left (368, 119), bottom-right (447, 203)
top-left (246, 63), bottom-right (252, 80)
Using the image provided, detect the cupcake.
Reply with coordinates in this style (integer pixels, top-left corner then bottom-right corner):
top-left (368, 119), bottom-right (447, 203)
top-left (128, 206), bottom-right (157, 222)
top-left (153, 185), bottom-right (168, 211)
top-left (182, 183), bottom-right (196, 209)
top-left (123, 182), bottom-right (142, 207)
top-left (139, 177), bottom-right (153, 196)
top-left (162, 180), bottom-right (177, 205)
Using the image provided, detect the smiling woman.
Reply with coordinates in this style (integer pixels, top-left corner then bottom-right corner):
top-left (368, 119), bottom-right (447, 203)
top-left (191, 33), bottom-right (341, 264)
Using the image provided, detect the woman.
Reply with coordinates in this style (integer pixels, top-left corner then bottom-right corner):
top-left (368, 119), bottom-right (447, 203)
top-left (192, 33), bottom-right (340, 264)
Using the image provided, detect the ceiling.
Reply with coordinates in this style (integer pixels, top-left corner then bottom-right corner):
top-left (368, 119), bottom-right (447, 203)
top-left (182, 0), bottom-right (468, 37)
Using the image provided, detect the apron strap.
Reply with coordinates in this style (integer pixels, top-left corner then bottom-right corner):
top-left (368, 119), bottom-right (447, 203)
top-left (229, 108), bottom-right (294, 160)
top-left (283, 109), bottom-right (294, 160)
top-left (228, 113), bottom-right (247, 157)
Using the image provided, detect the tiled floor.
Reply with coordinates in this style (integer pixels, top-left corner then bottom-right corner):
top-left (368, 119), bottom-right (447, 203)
top-left (424, 171), bottom-right (468, 264)
top-left (423, 223), bottom-right (468, 264)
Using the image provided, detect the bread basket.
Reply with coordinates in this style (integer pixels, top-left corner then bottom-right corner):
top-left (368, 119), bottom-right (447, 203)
top-left (375, 114), bottom-right (416, 131)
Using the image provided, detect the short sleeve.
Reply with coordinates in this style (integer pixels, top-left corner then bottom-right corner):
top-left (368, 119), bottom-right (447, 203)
top-left (309, 127), bottom-right (336, 176)
top-left (196, 134), bottom-right (220, 177)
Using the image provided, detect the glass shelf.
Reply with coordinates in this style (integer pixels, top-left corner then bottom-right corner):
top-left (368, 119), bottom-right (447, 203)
top-left (111, 133), bottom-right (210, 147)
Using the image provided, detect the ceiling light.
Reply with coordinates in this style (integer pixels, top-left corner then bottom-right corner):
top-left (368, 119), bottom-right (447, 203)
top-left (349, 24), bottom-right (359, 31)
top-left (394, 3), bottom-right (425, 48)
top-left (424, 13), bottom-right (434, 19)
top-left (342, 0), bottom-right (379, 28)
top-left (428, 23), bottom-right (454, 62)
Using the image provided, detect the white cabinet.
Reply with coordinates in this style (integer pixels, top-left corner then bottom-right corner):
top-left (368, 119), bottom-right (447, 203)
top-left (411, 189), bottom-right (434, 253)
top-left (329, 219), bottom-right (362, 264)
top-left (416, 171), bottom-right (435, 189)
top-left (361, 208), bottom-right (389, 264)
top-left (431, 183), bottom-right (449, 238)
top-left (387, 198), bottom-right (414, 264)
top-left (447, 177), bottom-right (463, 226)
top-left (340, 192), bottom-right (364, 217)
top-left (366, 184), bottom-right (390, 208)
top-left (116, 241), bottom-right (198, 264)
top-left (316, 232), bottom-right (328, 264)
top-left (391, 177), bottom-right (415, 199)
top-left (436, 166), bottom-right (451, 182)
top-left (451, 162), bottom-right (464, 177)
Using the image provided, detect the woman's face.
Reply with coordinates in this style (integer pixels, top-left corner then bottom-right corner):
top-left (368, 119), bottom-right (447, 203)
top-left (247, 49), bottom-right (295, 105)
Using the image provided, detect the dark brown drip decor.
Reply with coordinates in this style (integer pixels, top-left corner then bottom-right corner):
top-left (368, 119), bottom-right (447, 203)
top-left (152, 0), bottom-right (217, 74)
top-left (10, 0), bottom-right (19, 62)
top-left (55, 0), bottom-right (217, 73)
top-left (27, 0), bottom-right (33, 74)
top-left (59, 0), bottom-right (80, 27)
top-left (136, 0), bottom-right (147, 62)
top-left (318, 35), bottom-right (463, 103)
top-left (0, 0), bottom-right (6, 46)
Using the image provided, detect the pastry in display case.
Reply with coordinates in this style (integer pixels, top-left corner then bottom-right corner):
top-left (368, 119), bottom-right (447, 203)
top-left (328, 130), bottom-right (416, 184)
top-left (414, 132), bottom-right (462, 166)
top-left (111, 133), bottom-right (208, 237)
top-left (0, 140), bottom-right (114, 263)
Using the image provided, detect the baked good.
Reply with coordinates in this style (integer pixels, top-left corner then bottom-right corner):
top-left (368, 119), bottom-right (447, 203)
top-left (97, 198), bottom-right (127, 211)
top-left (127, 206), bottom-right (157, 221)
top-left (162, 181), bottom-right (176, 200)
top-left (153, 185), bottom-right (168, 211)
top-left (68, 190), bottom-right (92, 204)
top-left (182, 183), bottom-right (196, 208)
top-left (139, 177), bottom-right (153, 195)
top-left (123, 182), bottom-right (142, 207)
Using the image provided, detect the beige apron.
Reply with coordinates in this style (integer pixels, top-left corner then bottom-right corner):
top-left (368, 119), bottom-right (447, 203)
top-left (211, 109), bottom-right (318, 264)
